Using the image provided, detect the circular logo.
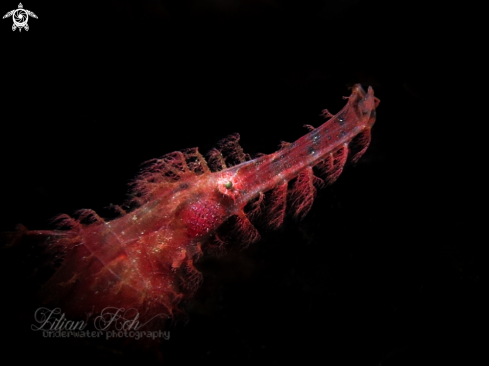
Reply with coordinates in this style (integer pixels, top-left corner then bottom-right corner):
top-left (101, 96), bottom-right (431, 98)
top-left (12, 9), bottom-right (28, 28)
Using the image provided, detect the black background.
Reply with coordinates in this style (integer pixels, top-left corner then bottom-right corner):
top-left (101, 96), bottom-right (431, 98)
top-left (1, 1), bottom-right (485, 365)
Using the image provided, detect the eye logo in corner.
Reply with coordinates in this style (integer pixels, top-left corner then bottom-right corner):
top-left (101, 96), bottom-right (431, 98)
top-left (3, 3), bottom-right (38, 32)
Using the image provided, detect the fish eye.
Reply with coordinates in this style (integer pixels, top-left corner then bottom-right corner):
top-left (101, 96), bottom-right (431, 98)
top-left (224, 181), bottom-right (233, 189)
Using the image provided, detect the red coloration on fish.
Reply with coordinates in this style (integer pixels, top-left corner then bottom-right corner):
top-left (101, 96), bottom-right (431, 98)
top-left (12, 84), bottom-right (379, 324)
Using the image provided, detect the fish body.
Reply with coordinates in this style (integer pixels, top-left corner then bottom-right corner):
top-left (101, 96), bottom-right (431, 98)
top-left (15, 84), bottom-right (379, 324)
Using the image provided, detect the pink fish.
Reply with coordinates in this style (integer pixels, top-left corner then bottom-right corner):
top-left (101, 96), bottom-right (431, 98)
top-left (8, 84), bottom-right (379, 327)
